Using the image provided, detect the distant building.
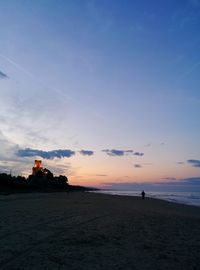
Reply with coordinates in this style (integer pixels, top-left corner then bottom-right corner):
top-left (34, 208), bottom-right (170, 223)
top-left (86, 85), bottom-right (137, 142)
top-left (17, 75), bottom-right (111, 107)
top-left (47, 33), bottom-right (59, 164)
top-left (32, 160), bottom-right (53, 178)
top-left (32, 160), bottom-right (42, 176)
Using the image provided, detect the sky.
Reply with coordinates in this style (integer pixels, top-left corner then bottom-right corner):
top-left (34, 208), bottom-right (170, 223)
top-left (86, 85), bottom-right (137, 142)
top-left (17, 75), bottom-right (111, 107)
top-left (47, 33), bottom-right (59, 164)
top-left (0, 0), bottom-right (200, 190)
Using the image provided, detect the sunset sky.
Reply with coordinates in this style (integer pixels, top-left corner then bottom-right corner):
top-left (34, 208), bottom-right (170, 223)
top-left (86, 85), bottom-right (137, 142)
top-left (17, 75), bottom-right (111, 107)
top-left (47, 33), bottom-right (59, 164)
top-left (0, 0), bottom-right (200, 189)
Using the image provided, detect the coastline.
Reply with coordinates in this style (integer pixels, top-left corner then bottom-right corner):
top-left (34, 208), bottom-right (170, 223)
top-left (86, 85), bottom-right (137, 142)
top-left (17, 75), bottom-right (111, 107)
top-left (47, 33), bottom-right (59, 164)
top-left (91, 189), bottom-right (200, 208)
top-left (1, 192), bottom-right (200, 269)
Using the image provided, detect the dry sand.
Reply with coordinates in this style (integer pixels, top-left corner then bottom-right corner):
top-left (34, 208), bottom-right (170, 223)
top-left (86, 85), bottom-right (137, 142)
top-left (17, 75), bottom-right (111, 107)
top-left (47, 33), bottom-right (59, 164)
top-left (0, 192), bottom-right (200, 270)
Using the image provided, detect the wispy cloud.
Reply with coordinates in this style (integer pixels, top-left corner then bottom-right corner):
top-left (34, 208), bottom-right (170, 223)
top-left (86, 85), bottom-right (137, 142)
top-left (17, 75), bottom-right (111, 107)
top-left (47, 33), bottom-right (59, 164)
top-left (144, 143), bottom-right (151, 147)
top-left (0, 70), bottom-right (8, 79)
top-left (161, 177), bottom-right (177, 181)
top-left (181, 177), bottom-right (200, 183)
top-left (134, 164), bottom-right (142, 168)
top-left (102, 149), bottom-right (132, 156)
top-left (79, 150), bottom-right (94, 156)
top-left (134, 152), bottom-right (144, 156)
top-left (102, 149), bottom-right (144, 157)
top-left (0, 132), bottom-right (75, 176)
top-left (0, 131), bottom-right (18, 160)
top-left (187, 159), bottom-right (200, 167)
top-left (16, 148), bottom-right (75, 159)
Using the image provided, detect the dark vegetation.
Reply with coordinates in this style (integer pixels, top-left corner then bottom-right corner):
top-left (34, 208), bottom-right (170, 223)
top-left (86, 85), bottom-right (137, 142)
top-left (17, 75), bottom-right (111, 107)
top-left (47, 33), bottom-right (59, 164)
top-left (0, 173), bottom-right (95, 194)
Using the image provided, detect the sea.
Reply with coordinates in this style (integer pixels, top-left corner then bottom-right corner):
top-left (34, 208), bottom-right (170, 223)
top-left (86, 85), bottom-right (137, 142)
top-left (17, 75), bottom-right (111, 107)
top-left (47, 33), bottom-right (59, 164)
top-left (92, 190), bottom-right (200, 207)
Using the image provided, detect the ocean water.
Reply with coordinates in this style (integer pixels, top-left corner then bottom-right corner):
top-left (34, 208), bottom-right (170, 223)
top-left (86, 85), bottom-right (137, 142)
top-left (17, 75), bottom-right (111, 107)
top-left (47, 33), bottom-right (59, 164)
top-left (92, 190), bottom-right (200, 207)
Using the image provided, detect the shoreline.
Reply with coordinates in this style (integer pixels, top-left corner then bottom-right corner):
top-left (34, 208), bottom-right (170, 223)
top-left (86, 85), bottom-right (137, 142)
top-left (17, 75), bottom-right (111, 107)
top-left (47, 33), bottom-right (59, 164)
top-left (90, 189), bottom-right (200, 208)
top-left (1, 189), bottom-right (200, 209)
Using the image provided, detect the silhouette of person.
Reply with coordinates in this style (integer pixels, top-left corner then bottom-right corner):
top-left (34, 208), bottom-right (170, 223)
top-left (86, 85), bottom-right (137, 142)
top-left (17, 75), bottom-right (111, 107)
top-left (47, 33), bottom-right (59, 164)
top-left (141, 190), bottom-right (145, 200)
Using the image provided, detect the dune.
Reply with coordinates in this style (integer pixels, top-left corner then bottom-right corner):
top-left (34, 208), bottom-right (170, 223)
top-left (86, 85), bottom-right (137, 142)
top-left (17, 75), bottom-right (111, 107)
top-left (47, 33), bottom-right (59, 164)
top-left (0, 192), bottom-right (200, 270)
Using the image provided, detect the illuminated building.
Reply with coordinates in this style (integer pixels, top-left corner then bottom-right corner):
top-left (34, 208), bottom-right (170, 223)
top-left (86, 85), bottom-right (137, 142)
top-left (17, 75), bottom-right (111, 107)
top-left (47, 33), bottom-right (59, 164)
top-left (32, 160), bottom-right (53, 178)
top-left (32, 160), bottom-right (42, 176)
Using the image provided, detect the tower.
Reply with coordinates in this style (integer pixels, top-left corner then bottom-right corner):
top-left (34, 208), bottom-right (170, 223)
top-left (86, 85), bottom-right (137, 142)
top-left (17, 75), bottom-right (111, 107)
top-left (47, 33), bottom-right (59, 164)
top-left (32, 160), bottom-right (42, 176)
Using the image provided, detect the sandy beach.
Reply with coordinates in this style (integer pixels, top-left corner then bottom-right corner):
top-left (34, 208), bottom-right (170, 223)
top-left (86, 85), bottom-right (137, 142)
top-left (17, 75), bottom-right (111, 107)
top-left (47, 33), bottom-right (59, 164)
top-left (0, 192), bottom-right (200, 270)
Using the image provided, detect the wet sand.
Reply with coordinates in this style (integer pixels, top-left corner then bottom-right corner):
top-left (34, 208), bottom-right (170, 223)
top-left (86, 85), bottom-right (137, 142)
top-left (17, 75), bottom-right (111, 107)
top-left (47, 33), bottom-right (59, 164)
top-left (0, 192), bottom-right (200, 270)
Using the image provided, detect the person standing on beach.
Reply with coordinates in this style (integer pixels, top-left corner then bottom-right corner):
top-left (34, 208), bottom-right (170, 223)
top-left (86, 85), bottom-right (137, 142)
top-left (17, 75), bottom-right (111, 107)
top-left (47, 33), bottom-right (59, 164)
top-left (141, 190), bottom-right (145, 200)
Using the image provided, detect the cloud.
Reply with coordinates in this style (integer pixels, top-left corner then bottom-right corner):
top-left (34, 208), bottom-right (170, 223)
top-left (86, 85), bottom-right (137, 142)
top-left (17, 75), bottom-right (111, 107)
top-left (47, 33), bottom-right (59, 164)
top-left (144, 143), bottom-right (151, 147)
top-left (181, 177), bottom-right (200, 184)
top-left (0, 132), bottom-right (74, 176)
top-left (0, 132), bottom-right (34, 175)
top-left (187, 159), bottom-right (200, 167)
top-left (177, 161), bottom-right (184, 164)
top-left (79, 150), bottom-right (94, 156)
top-left (161, 177), bottom-right (177, 181)
top-left (102, 149), bottom-right (144, 157)
top-left (134, 164), bottom-right (142, 168)
top-left (0, 70), bottom-right (8, 79)
top-left (134, 152), bottom-right (144, 156)
top-left (0, 131), bottom-right (18, 159)
top-left (102, 149), bottom-right (129, 156)
top-left (16, 148), bottom-right (75, 159)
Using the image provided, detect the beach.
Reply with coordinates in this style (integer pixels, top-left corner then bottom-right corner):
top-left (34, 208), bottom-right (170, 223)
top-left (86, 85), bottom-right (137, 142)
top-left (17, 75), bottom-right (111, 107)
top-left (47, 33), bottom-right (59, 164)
top-left (0, 192), bottom-right (200, 270)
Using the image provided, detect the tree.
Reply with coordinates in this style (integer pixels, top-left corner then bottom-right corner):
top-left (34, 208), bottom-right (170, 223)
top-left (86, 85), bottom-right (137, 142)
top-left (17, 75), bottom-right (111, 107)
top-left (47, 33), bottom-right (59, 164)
top-left (57, 175), bottom-right (68, 185)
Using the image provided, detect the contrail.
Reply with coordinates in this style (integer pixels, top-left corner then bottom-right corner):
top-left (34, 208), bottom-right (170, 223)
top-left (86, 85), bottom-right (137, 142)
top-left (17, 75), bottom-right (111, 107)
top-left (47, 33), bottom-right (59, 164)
top-left (0, 52), bottom-right (103, 119)
top-left (0, 53), bottom-right (33, 78)
top-left (0, 70), bottom-right (8, 79)
top-left (0, 52), bottom-right (72, 101)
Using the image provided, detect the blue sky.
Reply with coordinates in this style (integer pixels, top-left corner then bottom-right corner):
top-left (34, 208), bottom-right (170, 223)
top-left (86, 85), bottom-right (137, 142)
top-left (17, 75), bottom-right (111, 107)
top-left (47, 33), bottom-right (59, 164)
top-left (0, 0), bottom-right (200, 188)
